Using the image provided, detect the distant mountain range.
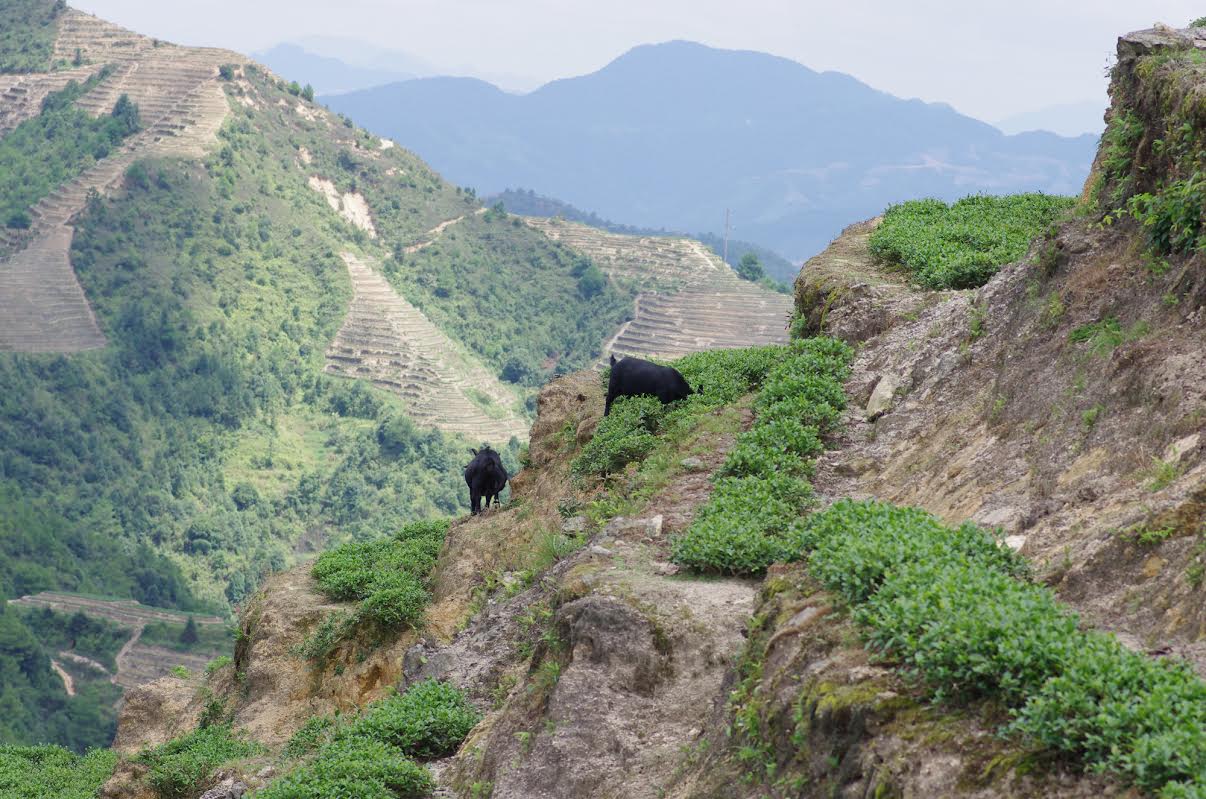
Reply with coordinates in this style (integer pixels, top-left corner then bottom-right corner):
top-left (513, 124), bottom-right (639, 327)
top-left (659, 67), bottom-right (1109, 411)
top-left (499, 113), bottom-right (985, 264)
top-left (322, 40), bottom-right (1099, 261)
top-left (994, 100), bottom-right (1106, 137)
top-left (253, 43), bottom-right (419, 95)
top-left (486, 188), bottom-right (799, 284)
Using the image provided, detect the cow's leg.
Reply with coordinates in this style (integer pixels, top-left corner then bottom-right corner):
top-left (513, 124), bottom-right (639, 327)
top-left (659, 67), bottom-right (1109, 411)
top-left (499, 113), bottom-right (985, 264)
top-left (604, 394), bottom-right (613, 416)
top-left (470, 489), bottom-right (481, 515)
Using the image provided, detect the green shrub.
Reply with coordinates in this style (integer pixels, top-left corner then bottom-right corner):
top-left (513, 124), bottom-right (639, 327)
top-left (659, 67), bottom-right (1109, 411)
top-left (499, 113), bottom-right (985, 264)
top-left (358, 580), bottom-right (428, 627)
top-left (790, 499), bottom-right (1028, 604)
top-left (0, 745), bottom-right (117, 799)
top-left (309, 519), bottom-right (450, 648)
top-left (793, 499), bottom-right (1206, 798)
top-left (868, 193), bottom-right (1075, 289)
top-left (258, 738), bottom-right (431, 799)
top-left (1127, 173), bottom-right (1204, 255)
top-left (669, 474), bottom-right (813, 575)
top-left (339, 679), bottom-right (480, 759)
top-left (571, 395), bottom-right (664, 476)
top-left (857, 558), bottom-right (1078, 703)
top-left (261, 682), bottom-right (477, 798)
top-left (1009, 630), bottom-right (1206, 794)
top-left (134, 725), bottom-right (262, 799)
top-left (281, 715), bottom-right (337, 759)
top-left (669, 338), bottom-right (852, 575)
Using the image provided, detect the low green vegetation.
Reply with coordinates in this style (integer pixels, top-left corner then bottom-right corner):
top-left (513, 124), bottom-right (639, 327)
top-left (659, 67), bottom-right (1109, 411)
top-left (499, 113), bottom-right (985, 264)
top-left (1067, 316), bottom-right (1148, 356)
top-left (0, 72), bottom-right (141, 228)
top-left (337, 679), bottom-right (480, 758)
top-left (1128, 172), bottom-right (1204, 255)
top-left (793, 499), bottom-right (1206, 798)
top-left (260, 679), bottom-right (478, 798)
top-left (133, 724), bottom-right (262, 799)
top-left (868, 193), bottom-right (1075, 289)
top-left (668, 338), bottom-right (853, 574)
top-left (304, 519), bottom-right (450, 659)
top-left (0, 0), bottom-right (64, 74)
top-left (572, 343), bottom-right (795, 480)
top-left (0, 745), bottom-right (117, 799)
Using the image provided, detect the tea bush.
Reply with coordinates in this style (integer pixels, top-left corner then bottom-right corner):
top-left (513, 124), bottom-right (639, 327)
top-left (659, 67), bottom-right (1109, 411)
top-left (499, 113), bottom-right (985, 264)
top-left (571, 395), bottom-right (664, 477)
top-left (793, 499), bottom-right (1206, 797)
top-left (260, 680), bottom-right (478, 798)
top-left (669, 338), bottom-right (852, 574)
top-left (868, 193), bottom-right (1075, 289)
top-left (133, 725), bottom-right (262, 799)
top-left (0, 745), bottom-right (117, 799)
top-left (338, 679), bottom-right (481, 759)
top-left (257, 738), bottom-right (431, 799)
top-left (310, 518), bottom-right (451, 644)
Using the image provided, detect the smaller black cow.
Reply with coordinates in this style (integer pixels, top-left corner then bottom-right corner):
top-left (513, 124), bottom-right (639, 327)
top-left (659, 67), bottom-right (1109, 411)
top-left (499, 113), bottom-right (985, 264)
top-left (464, 446), bottom-right (508, 515)
top-left (605, 354), bottom-right (693, 416)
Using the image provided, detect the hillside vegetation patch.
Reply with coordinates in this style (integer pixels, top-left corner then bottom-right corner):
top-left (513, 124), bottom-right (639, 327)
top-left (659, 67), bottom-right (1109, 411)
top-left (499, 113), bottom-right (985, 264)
top-left (0, 745), bottom-right (116, 799)
top-left (133, 725), bottom-right (263, 799)
top-left (668, 338), bottom-right (853, 574)
top-left (868, 193), bottom-right (1075, 289)
top-left (0, 72), bottom-right (141, 228)
top-left (304, 519), bottom-right (450, 659)
top-left (258, 679), bottom-right (478, 798)
top-left (795, 500), bottom-right (1206, 798)
top-left (0, 0), bottom-right (65, 74)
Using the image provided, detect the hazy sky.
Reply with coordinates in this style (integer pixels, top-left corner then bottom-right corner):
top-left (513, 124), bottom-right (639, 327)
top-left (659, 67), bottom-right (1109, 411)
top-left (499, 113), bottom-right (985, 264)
top-left (71, 0), bottom-right (1201, 121)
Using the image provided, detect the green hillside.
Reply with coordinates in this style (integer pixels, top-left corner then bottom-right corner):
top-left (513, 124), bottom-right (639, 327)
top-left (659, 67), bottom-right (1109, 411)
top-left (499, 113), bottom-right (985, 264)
top-left (0, 0), bottom-right (65, 73)
top-left (0, 17), bottom-right (642, 746)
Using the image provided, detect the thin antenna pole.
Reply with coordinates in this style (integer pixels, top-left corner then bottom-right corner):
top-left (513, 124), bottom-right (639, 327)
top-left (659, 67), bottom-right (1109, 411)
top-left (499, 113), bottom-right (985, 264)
top-left (722, 208), bottom-right (730, 266)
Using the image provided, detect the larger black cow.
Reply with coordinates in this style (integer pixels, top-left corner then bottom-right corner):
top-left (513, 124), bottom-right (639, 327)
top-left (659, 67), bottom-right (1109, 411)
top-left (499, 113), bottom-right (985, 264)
top-left (605, 354), bottom-right (693, 415)
top-left (464, 446), bottom-right (508, 515)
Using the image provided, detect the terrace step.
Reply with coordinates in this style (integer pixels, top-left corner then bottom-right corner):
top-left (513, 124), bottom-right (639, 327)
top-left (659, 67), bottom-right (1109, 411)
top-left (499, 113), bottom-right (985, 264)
top-left (324, 253), bottom-right (529, 444)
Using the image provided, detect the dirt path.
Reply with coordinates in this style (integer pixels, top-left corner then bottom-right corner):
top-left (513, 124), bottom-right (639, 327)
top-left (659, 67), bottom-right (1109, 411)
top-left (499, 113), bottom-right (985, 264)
top-left (51, 660), bottom-right (75, 696)
top-left (403, 207), bottom-right (486, 254)
top-left (114, 624), bottom-right (145, 684)
top-left (58, 650), bottom-right (112, 676)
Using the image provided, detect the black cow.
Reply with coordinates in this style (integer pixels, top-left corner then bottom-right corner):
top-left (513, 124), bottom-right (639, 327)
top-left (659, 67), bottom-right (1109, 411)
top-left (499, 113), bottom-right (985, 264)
top-left (604, 354), bottom-right (693, 416)
top-left (464, 446), bottom-right (508, 515)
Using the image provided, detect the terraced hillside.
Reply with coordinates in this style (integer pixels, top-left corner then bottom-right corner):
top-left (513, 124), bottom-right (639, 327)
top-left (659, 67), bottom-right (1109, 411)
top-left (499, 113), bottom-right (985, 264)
top-left (325, 252), bottom-right (529, 443)
top-left (0, 9), bottom-right (239, 352)
top-left (8, 592), bottom-right (227, 689)
top-left (524, 217), bottom-right (792, 360)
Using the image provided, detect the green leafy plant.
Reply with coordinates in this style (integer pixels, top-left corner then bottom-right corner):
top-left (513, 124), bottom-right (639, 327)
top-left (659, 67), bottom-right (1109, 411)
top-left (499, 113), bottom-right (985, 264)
top-left (670, 338), bottom-right (853, 574)
top-left (868, 193), bottom-right (1075, 289)
top-left (305, 519), bottom-right (452, 657)
top-left (571, 395), bottom-right (664, 477)
top-left (338, 679), bottom-right (481, 759)
top-left (0, 745), bottom-right (117, 799)
top-left (282, 715), bottom-right (337, 759)
top-left (790, 499), bottom-right (1206, 797)
top-left (133, 725), bottom-right (262, 799)
top-left (261, 681), bottom-right (478, 798)
top-left (257, 737), bottom-right (431, 799)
